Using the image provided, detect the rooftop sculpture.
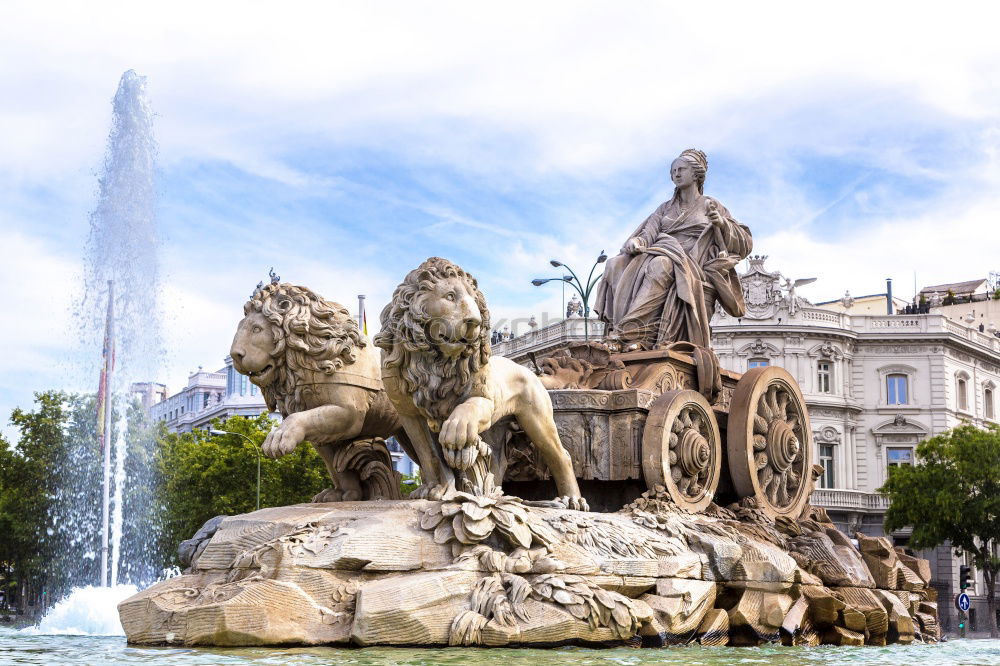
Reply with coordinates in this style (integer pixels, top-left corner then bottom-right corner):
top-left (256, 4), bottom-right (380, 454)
top-left (119, 150), bottom-right (939, 650)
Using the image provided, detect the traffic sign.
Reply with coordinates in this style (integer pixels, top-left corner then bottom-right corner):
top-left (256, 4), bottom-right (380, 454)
top-left (956, 592), bottom-right (971, 612)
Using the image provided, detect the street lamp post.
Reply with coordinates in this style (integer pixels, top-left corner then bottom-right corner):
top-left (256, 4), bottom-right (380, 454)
top-left (532, 251), bottom-right (608, 342)
top-left (209, 429), bottom-right (262, 511)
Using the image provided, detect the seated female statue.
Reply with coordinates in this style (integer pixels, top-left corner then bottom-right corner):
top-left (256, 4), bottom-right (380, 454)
top-left (595, 149), bottom-right (752, 351)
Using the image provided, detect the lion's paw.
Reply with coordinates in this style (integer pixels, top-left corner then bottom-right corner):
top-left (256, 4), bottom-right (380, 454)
top-left (312, 487), bottom-right (345, 503)
top-left (554, 495), bottom-right (590, 512)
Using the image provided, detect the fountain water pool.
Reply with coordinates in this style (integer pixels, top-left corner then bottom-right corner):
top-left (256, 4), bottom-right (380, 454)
top-left (0, 636), bottom-right (997, 665)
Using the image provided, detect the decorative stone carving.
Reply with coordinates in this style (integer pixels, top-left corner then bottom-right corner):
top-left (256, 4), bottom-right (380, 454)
top-left (740, 256), bottom-right (784, 320)
top-left (814, 426), bottom-right (841, 446)
top-left (230, 279), bottom-right (405, 501)
top-left (120, 494), bottom-right (939, 648)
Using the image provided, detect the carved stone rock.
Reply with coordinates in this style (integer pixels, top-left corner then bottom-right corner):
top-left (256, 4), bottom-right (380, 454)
top-left (120, 495), bottom-right (938, 648)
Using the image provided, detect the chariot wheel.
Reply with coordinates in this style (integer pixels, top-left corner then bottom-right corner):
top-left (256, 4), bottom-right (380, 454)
top-left (727, 366), bottom-right (813, 518)
top-left (642, 389), bottom-right (722, 512)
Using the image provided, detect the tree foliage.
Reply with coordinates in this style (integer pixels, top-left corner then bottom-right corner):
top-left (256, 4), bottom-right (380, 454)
top-left (154, 413), bottom-right (330, 567)
top-left (879, 424), bottom-right (1000, 637)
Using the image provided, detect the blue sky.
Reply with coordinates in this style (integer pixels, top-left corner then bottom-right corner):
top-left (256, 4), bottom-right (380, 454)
top-left (2, 1), bottom-right (1000, 434)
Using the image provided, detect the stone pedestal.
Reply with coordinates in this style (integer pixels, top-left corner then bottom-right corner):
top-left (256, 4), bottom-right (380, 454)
top-left (119, 494), bottom-right (938, 648)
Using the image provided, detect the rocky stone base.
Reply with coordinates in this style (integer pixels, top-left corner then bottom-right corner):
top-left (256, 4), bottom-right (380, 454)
top-left (119, 491), bottom-right (939, 648)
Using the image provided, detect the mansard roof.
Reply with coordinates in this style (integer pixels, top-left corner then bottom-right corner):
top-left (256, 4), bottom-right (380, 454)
top-left (918, 279), bottom-right (988, 297)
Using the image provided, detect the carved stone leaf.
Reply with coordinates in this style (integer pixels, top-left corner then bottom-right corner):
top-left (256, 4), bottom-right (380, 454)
top-left (433, 521), bottom-right (455, 544)
top-left (492, 509), bottom-right (514, 529)
top-left (441, 502), bottom-right (462, 517)
top-left (611, 603), bottom-right (631, 631)
top-left (462, 515), bottom-right (496, 539)
top-left (452, 516), bottom-right (475, 545)
top-left (499, 521), bottom-right (533, 549)
top-left (534, 583), bottom-right (553, 599)
top-left (462, 503), bottom-right (492, 521)
top-left (553, 589), bottom-right (582, 605)
top-left (420, 511), bottom-right (445, 531)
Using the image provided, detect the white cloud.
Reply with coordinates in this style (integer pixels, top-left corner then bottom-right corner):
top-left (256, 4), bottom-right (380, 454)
top-left (3, 0), bottom-right (1000, 429)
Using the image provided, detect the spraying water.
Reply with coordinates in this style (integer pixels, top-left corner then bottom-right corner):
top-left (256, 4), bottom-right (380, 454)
top-left (36, 70), bottom-right (164, 631)
top-left (23, 585), bottom-right (138, 636)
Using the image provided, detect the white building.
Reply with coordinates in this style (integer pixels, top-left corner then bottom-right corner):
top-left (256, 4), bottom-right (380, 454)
top-left (495, 256), bottom-right (1000, 635)
top-left (149, 358), bottom-right (270, 433)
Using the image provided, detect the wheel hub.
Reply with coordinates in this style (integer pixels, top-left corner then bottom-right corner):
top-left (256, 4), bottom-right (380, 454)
top-left (766, 419), bottom-right (799, 473)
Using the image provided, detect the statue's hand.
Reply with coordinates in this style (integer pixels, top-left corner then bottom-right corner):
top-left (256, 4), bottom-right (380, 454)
top-left (262, 414), bottom-right (307, 458)
top-left (623, 237), bottom-right (644, 254)
top-left (439, 402), bottom-right (482, 450)
top-left (707, 203), bottom-right (724, 228)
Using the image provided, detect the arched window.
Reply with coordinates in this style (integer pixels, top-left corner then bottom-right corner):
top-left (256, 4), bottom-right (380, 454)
top-left (957, 377), bottom-right (968, 411)
top-left (985, 385), bottom-right (995, 420)
top-left (887, 374), bottom-right (909, 405)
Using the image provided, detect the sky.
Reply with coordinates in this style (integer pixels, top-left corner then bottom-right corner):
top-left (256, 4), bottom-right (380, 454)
top-left (2, 1), bottom-right (1000, 436)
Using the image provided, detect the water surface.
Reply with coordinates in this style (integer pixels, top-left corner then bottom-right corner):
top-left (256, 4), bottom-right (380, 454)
top-left (2, 633), bottom-right (997, 666)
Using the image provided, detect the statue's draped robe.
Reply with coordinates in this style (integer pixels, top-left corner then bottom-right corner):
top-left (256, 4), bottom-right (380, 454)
top-left (595, 195), bottom-right (752, 348)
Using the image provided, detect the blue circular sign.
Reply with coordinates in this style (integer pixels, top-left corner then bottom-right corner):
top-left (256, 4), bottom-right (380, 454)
top-left (956, 592), bottom-right (971, 612)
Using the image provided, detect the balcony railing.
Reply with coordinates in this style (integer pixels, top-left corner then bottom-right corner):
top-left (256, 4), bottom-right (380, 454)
top-left (493, 319), bottom-right (606, 357)
top-left (810, 488), bottom-right (889, 513)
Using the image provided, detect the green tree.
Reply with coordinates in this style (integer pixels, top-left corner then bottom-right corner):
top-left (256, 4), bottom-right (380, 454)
top-left (154, 413), bottom-right (329, 567)
top-left (879, 424), bottom-right (1000, 637)
top-left (0, 391), bottom-right (105, 609)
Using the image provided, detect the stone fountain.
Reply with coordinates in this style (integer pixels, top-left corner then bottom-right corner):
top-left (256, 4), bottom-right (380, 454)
top-left (119, 150), bottom-right (938, 648)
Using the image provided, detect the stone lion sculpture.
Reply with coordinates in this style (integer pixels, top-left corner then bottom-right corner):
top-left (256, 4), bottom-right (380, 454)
top-left (374, 257), bottom-right (587, 509)
top-left (230, 280), bottom-right (413, 502)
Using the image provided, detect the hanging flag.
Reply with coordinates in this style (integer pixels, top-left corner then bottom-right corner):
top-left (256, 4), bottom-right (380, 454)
top-left (363, 308), bottom-right (368, 336)
top-left (96, 284), bottom-right (115, 453)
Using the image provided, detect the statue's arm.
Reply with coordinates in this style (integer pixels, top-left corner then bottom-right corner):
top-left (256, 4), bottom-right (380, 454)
top-left (623, 202), bottom-right (667, 252)
top-left (711, 200), bottom-right (753, 257)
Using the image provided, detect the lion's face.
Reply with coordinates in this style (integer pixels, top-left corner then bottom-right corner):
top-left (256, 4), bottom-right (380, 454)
top-left (414, 275), bottom-right (483, 361)
top-left (230, 311), bottom-right (279, 387)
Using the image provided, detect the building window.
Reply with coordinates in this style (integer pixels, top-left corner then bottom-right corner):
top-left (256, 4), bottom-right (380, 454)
top-left (251, 382), bottom-right (258, 396)
top-left (818, 445), bottom-right (834, 488)
top-left (957, 377), bottom-right (968, 412)
top-left (748, 358), bottom-right (769, 369)
top-left (886, 374), bottom-right (908, 405)
top-left (986, 387), bottom-right (995, 419)
top-left (240, 375), bottom-right (248, 396)
top-left (886, 447), bottom-right (914, 476)
top-left (817, 361), bottom-right (832, 394)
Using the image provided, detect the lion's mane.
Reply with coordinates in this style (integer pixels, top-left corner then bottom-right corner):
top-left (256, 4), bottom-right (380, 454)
top-left (374, 257), bottom-right (491, 428)
top-left (244, 283), bottom-right (365, 415)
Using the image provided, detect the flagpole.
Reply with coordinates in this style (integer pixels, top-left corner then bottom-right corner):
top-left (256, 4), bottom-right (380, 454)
top-left (100, 280), bottom-right (115, 588)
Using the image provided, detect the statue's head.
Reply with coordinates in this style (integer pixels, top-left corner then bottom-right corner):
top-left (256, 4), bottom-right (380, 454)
top-left (230, 281), bottom-right (364, 414)
top-left (375, 257), bottom-right (491, 425)
top-left (671, 148), bottom-right (708, 194)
